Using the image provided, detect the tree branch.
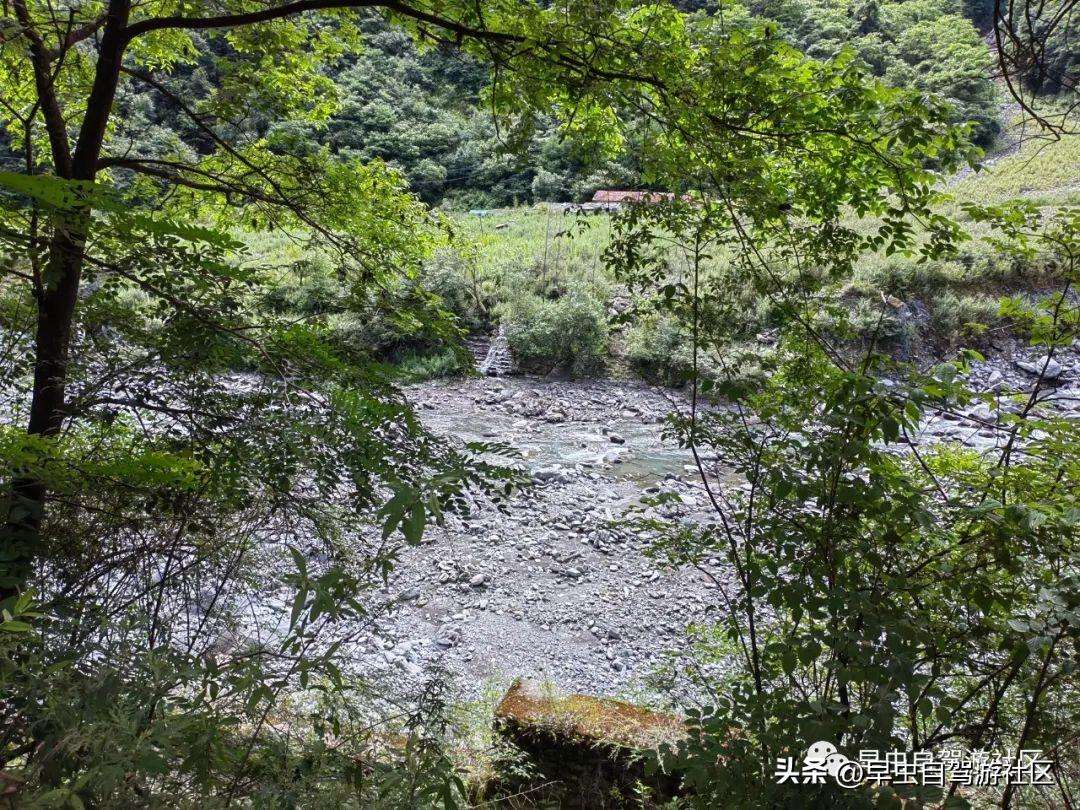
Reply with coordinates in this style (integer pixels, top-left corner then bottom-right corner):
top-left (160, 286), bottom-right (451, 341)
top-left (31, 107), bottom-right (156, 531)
top-left (121, 0), bottom-right (521, 45)
top-left (99, 156), bottom-right (284, 206)
top-left (12, 0), bottom-right (73, 176)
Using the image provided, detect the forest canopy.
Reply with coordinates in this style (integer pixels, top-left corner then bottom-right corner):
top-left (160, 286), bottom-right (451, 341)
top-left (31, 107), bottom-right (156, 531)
top-left (1, 0), bottom-right (1046, 208)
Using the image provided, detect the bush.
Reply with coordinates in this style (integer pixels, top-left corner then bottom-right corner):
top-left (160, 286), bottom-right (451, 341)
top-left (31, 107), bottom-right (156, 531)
top-left (396, 347), bottom-right (468, 381)
top-left (263, 259), bottom-right (342, 315)
top-left (422, 246), bottom-right (493, 332)
top-left (623, 310), bottom-right (696, 385)
top-left (501, 288), bottom-right (609, 377)
top-left (927, 290), bottom-right (1003, 346)
top-left (326, 311), bottom-right (399, 358)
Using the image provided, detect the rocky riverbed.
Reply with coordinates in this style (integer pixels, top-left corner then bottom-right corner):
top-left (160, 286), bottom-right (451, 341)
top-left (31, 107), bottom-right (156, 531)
top-left (345, 376), bottom-right (731, 700)
top-left (235, 342), bottom-right (1077, 705)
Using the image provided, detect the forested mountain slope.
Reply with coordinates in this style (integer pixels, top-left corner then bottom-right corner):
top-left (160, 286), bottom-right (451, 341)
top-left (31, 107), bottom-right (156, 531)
top-left (4, 0), bottom-right (1066, 208)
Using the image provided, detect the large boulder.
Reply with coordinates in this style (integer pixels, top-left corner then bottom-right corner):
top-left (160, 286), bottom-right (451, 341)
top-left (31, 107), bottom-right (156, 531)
top-left (493, 678), bottom-right (686, 807)
top-left (533, 466), bottom-right (571, 484)
top-left (1015, 354), bottom-right (1063, 380)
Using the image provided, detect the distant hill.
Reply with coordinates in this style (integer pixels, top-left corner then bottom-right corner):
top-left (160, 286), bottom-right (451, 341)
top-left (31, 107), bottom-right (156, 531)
top-left (2, 3), bottom-right (1070, 208)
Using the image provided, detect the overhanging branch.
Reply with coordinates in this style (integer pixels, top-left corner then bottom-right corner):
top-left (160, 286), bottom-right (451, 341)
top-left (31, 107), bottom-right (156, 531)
top-left (121, 0), bottom-right (522, 46)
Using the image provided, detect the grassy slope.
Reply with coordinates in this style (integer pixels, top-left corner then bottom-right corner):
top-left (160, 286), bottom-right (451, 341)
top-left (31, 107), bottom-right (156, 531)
top-left (227, 130), bottom-right (1076, 380)
top-left (454, 209), bottom-right (614, 289)
top-left (950, 134), bottom-right (1080, 206)
top-left (442, 133), bottom-right (1076, 374)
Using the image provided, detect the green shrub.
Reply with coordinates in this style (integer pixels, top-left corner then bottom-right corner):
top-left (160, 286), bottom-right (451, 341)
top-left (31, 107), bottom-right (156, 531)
top-left (501, 288), bottom-right (609, 377)
top-left (623, 310), bottom-right (695, 385)
top-left (928, 290), bottom-right (1003, 345)
top-left (847, 295), bottom-right (906, 342)
top-left (396, 347), bottom-right (468, 381)
top-left (422, 246), bottom-right (493, 332)
top-left (263, 258), bottom-right (342, 315)
top-left (326, 311), bottom-right (393, 358)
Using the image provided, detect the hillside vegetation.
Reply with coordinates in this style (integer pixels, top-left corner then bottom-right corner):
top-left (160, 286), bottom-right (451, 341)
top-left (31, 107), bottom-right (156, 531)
top-left (145, 0), bottom-right (1073, 382)
top-left (226, 127), bottom-right (1078, 385)
top-left (0, 0), bottom-right (1076, 805)
top-left (360, 132), bottom-right (1074, 383)
top-left (1, 0), bottom-right (1056, 210)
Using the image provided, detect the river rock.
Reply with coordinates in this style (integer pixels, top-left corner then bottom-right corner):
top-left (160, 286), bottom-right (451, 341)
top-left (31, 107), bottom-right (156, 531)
top-left (493, 678), bottom-right (686, 807)
top-left (534, 466), bottom-right (570, 483)
top-left (1015, 355), bottom-right (1062, 379)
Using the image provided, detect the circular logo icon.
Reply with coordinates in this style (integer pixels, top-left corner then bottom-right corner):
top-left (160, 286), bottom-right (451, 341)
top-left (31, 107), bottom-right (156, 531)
top-left (805, 740), bottom-right (837, 766)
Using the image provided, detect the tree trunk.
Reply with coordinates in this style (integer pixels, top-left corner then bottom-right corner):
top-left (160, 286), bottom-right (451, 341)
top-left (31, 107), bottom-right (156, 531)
top-left (0, 0), bottom-right (129, 601)
top-left (0, 225), bottom-right (88, 596)
top-left (28, 230), bottom-right (86, 440)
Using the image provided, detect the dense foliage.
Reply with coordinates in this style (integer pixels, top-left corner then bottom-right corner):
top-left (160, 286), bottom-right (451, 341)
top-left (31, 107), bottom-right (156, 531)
top-left (608, 193), bottom-right (1077, 808)
top-left (0, 0), bottom-right (716, 802)
top-left (0, 0), bottom-right (1027, 209)
top-left (0, 0), bottom-right (1075, 805)
top-left (755, 0), bottom-right (1002, 144)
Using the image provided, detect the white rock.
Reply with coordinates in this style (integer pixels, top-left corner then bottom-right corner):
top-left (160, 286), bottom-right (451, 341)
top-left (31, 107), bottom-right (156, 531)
top-left (1015, 355), bottom-right (1062, 380)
